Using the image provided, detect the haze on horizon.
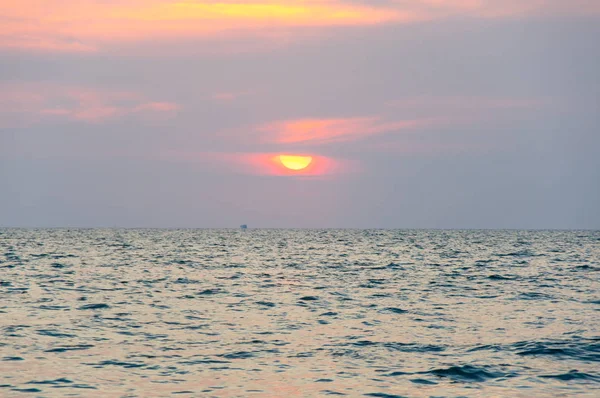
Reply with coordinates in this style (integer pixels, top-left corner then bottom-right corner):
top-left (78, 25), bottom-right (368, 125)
top-left (1, 1), bottom-right (599, 229)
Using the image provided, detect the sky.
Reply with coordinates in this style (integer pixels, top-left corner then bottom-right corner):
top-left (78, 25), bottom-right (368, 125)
top-left (1, 0), bottom-right (599, 229)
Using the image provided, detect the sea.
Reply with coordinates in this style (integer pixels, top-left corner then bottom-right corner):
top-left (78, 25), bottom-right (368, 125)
top-left (1, 229), bottom-right (599, 397)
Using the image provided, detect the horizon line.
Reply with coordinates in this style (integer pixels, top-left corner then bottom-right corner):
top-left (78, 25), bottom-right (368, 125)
top-left (0, 226), bottom-right (598, 232)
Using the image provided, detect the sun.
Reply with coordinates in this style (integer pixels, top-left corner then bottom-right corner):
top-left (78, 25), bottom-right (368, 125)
top-left (279, 155), bottom-right (313, 170)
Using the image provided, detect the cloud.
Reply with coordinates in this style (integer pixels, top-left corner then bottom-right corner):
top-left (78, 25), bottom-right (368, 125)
top-left (392, 0), bottom-right (600, 19)
top-left (0, 36), bottom-right (97, 53)
top-left (0, 1), bottom-right (405, 53)
top-left (0, 82), bottom-right (179, 126)
top-left (386, 96), bottom-right (553, 110)
top-left (38, 106), bottom-right (115, 122)
top-left (133, 102), bottom-right (180, 113)
top-left (2, 1), bottom-right (597, 53)
top-left (383, 95), bottom-right (556, 130)
top-left (245, 94), bottom-right (550, 147)
top-left (242, 94), bottom-right (555, 154)
top-left (211, 91), bottom-right (252, 104)
top-left (257, 117), bottom-right (430, 144)
top-left (364, 138), bottom-right (492, 155)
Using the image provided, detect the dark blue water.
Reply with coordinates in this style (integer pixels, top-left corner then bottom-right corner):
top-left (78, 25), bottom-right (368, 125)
top-left (1, 229), bottom-right (599, 397)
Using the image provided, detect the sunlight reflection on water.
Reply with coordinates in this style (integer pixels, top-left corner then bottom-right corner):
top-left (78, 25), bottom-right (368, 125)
top-left (1, 229), bottom-right (599, 397)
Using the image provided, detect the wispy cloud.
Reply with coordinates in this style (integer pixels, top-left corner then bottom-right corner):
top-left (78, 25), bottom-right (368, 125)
top-left (44, 106), bottom-right (121, 122)
top-left (211, 91), bottom-right (252, 104)
top-left (257, 117), bottom-right (430, 144)
top-left (0, 36), bottom-right (97, 53)
top-left (2, 1), bottom-right (597, 53)
top-left (245, 95), bottom-right (554, 153)
top-left (392, 0), bottom-right (600, 19)
top-left (0, 82), bottom-right (179, 126)
top-left (386, 96), bottom-right (554, 110)
top-left (0, 1), bottom-right (405, 53)
top-left (132, 102), bottom-right (180, 113)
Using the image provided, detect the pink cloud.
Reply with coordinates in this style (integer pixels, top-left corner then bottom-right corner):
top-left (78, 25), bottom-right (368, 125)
top-left (365, 138), bottom-right (492, 155)
top-left (0, 82), bottom-right (180, 124)
top-left (257, 117), bottom-right (430, 144)
top-left (0, 90), bottom-right (44, 113)
top-left (39, 108), bottom-right (73, 116)
top-left (383, 95), bottom-right (557, 129)
top-left (387, 96), bottom-right (553, 110)
top-left (211, 92), bottom-right (250, 103)
top-left (71, 106), bottom-right (121, 122)
top-left (2, 1), bottom-right (597, 53)
top-left (0, 1), bottom-right (406, 53)
top-left (395, 0), bottom-right (600, 19)
top-left (133, 102), bottom-right (180, 112)
top-left (0, 37), bottom-right (97, 53)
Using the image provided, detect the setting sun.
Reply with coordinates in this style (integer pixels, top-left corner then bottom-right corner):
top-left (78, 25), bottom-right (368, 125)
top-left (279, 155), bottom-right (313, 170)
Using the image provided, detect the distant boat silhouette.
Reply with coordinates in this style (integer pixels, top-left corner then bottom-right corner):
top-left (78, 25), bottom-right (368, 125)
top-left (240, 224), bottom-right (248, 230)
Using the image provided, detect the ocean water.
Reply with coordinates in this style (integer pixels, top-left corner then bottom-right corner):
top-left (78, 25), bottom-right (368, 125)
top-left (0, 229), bottom-right (599, 397)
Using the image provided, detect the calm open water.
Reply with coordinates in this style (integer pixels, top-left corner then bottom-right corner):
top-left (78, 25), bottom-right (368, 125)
top-left (1, 229), bottom-right (599, 397)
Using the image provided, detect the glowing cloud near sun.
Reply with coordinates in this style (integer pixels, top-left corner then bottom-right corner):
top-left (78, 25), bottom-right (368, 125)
top-left (279, 155), bottom-right (313, 171)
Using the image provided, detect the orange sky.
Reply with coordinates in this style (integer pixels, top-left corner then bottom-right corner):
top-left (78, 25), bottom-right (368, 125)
top-left (0, 1), bottom-right (404, 52)
top-left (2, 1), bottom-right (599, 52)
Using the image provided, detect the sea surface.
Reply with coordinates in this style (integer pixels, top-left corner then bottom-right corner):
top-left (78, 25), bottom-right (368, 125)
top-left (1, 229), bottom-right (599, 397)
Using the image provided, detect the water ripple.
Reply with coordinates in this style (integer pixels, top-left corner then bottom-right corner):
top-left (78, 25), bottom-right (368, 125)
top-left (0, 228), bottom-right (599, 396)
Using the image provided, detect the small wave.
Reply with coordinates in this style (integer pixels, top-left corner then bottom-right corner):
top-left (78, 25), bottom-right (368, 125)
top-left (352, 340), bottom-right (378, 347)
top-left (37, 329), bottom-right (76, 338)
top-left (539, 370), bottom-right (600, 382)
top-left (386, 263), bottom-right (405, 268)
top-left (427, 364), bottom-right (514, 382)
top-left (197, 288), bottom-right (226, 295)
top-left (256, 301), bottom-right (276, 307)
top-left (45, 344), bottom-right (94, 353)
top-left (90, 360), bottom-right (146, 368)
top-left (27, 378), bottom-right (72, 385)
top-left (385, 343), bottom-right (446, 353)
top-left (494, 250), bottom-right (539, 258)
top-left (218, 351), bottom-right (256, 359)
top-left (12, 388), bottom-right (42, 393)
top-left (78, 303), bottom-right (110, 310)
top-left (514, 339), bottom-right (600, 362)
top-left (299, 296), bottom-right (319, 301)
top-left (517, 292), bottom-right (554, 300)
top-left (50, 384), bottom-right (97, 390)
top-left (410, 378), bottom-right (437, 385)
top-left (386, 371), bottom-right (410, 377)
top-left (38, 305), bottom-right (69, 311)
top-left (179, 359), bottom-right (230, 365)
top-left (488, 274), bottom-right (517, 281)
top-left (467, 344), bottom-right (503, 353)
top-left (574, 265), bottom-right (599, 271)
top-left (380, 307), bottom-right (408, 314)
top-left (173, 277), bottom-right (201, 284)
top-left (320, 312), bottom-right (338, 317)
